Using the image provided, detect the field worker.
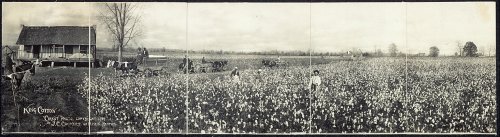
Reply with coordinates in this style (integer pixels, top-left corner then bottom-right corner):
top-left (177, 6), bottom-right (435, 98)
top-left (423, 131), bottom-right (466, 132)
top-left (183, 55), bottom-right (189, 64)
top-left (256, 69), bottom-right (263, 82)
top-left (277, 55), bottom-right (281, 62)
top-left (202, 57), bottom-right (207, 63)
top-left (183, 55), bottom-right (192, 71)
top-left (136, 48), bottom-right (143, 65)
top-left (143, 47), bottom-right (149, 65)
top-left (4, 52), bottom-right (14, 74)
top-left (309, 70), bottom-right (321, 91)
top-left (231, 67), bottom-right (240, 83)
top-left (143, 48), bottom-right (149, 58)
top-left (137, 47), bottom-right (142, 54)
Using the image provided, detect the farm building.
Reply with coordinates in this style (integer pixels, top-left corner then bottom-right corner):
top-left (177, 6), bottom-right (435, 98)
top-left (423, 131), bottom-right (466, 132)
top-left (15, 25), bottom-right (96, 67)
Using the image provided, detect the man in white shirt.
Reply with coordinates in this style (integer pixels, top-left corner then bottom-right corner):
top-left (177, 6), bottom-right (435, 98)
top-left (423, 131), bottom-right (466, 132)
top-left (309, 70), bottom-right (321, 91)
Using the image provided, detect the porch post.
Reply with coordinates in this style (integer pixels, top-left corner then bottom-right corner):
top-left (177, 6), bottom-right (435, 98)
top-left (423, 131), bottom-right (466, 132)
top-left (30, 45), bottom-right (33, 58)
top-left (63, 45), bottom-right (65, 58)
top-left (40, 44), bottom-right (43, 58)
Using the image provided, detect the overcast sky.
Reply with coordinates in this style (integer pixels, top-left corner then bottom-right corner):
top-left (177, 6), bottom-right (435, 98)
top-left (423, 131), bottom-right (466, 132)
top-left (2, 2), bottom-right (495, 55)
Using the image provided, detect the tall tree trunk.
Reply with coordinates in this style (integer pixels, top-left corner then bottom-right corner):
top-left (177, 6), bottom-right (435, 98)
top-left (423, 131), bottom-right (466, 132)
top-left (118, 45), bottom-right (123, 62)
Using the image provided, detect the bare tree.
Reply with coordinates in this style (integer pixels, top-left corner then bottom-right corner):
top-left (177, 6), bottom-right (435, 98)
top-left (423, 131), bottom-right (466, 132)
top-left (99, 3), bottom-right (142, 62)
top-left (478, 46), bottom-right (486, 56)
top-left (487, 44), bottom-right (495, 57)
top-left (456, 41), bottom-right (463, 56)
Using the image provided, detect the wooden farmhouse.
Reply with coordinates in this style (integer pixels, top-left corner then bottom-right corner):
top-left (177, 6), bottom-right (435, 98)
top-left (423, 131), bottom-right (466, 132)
top-left (16, 25), bottom-right (96, 67)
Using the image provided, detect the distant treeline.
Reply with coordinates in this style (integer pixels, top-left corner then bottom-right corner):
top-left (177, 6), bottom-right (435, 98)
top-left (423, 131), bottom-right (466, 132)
top-left (98, 47), bottom-right (349, 56)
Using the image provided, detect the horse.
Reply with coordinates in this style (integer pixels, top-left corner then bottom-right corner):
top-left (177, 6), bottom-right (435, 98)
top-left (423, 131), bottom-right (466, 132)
top-left (262, 59), bottom-right (278, 68)
top-left (110, 61), bottom-right (138, 74)
top-left (178, 60), bottom-right (194, 74)
top-left (194, 63), bottom-right (213, 73)
top-left (2, 62), bottom-right (36, 91)
top-left (212, 60), bottom-right (228, 72)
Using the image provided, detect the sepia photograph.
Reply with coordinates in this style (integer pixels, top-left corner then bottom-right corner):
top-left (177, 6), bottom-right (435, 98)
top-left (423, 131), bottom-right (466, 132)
top-left (1, 1), bottom-right (496, 134)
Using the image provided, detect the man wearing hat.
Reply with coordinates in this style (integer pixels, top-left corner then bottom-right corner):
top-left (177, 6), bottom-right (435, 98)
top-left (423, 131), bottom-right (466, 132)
top-left (231, 67), bottom-right (240, 77)
top-left (309, 70), bottom-right (321, 91)
top-left (256, 69), bottom-right (263, 82)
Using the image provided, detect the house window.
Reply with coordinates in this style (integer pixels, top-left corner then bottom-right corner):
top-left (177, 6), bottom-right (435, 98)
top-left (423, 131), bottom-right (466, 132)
top-left (80, 46), bottom-right (88, 54)
top-left (24, 45), bottom-right (32, 53)
top-left (54, 45), bottom-right (63, 53)
top-left (65, 46), bottom-right (73, 54)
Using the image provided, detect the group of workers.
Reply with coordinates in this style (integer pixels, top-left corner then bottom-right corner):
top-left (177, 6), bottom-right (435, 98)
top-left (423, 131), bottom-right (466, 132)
top-left (183, 54), bottom-right (322, 92)
top-left (136, 47), bottom-right (149, 65)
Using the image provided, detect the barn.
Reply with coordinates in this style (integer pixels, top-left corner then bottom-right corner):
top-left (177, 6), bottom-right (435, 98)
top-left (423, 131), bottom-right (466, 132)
top-left (15, 25), bottom-right (96, 67)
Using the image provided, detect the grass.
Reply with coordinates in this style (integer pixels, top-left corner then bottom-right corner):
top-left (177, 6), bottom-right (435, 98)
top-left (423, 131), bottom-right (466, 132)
top-left (2, 67), bottom-right (91, 132)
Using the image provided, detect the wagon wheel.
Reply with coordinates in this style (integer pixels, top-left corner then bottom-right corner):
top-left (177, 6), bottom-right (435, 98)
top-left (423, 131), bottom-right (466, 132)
top-left (205, 66), bottom-right (212, 73)
top-left (194, 64), bottom-right (201, 73)
top-left (282, 62), bottom-right (288, 68)
top-left (160, 66), bottom-right (168, 75)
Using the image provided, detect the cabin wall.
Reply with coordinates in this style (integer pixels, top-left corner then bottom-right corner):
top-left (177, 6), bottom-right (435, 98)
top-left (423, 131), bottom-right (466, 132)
top-left (16, 44), bottom-right (96, 61)
top-left (17, 45), bottom-right (32, 59)
top-left (40, 45), bottom-right (51, 59)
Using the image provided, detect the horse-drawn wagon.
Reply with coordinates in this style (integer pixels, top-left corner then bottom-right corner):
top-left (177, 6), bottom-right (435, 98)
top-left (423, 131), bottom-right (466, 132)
top-left (194, 60), bottom-right (228, 73)
top-left (178, 59), bottom-right (228, 74)
top-left (262, 59), bottom-right (288, 68)
top-left (107, 60), bottom-right (170, 77)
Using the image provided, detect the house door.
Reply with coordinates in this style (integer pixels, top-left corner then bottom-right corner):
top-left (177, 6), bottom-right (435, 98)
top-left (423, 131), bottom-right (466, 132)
top-left (33, 45), bottom-right (40, 58)
top-left (64, 46), bottom-right (73, 58)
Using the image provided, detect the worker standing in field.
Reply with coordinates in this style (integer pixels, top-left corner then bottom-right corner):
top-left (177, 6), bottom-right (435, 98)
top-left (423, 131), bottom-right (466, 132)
top-left (136, 47), bottom-right (143, 65)
top-left (182, 55), bottom-right (192, 73)
top-left (309, 70), bottom-right (321, 91)
top-left (202, 57), bottom-right (207, 63)
top-left (143, 47), bottom-right (149, 65)
top-left (4, 52), bottom-right (14, 75)
top-left (3, 46), bottom-right (15, 75)
top-left (231, 67), bottom-right (240, 84)
top-left (183, 55), bottom-right (191, 66)
top-left (256, 69), bottom-right (263, 82)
